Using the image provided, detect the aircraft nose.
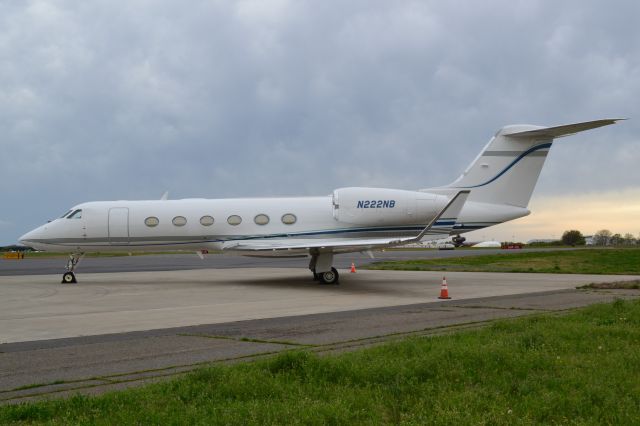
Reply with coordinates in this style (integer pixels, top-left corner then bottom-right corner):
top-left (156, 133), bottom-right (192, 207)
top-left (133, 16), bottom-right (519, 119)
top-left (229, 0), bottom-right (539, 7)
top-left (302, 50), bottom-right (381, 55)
top-left (19, 225), bottom-right (55, 251)
top-left (19, 230), bottom-right (35, 245)
top-left (19, 227), bottom-right (42, 246)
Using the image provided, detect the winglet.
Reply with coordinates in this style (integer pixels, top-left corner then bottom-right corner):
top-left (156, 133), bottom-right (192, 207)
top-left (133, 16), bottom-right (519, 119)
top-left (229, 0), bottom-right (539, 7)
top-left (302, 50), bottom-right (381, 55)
top-left (404, 190), bottom-right (470, 243)
top-left (160, 191), bottom-right (169, 200)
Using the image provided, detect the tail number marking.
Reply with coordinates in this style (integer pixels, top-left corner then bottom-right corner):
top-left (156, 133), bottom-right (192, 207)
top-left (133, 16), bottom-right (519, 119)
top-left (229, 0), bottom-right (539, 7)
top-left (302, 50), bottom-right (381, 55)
top-left (357, 200), bottom-right (396, 208)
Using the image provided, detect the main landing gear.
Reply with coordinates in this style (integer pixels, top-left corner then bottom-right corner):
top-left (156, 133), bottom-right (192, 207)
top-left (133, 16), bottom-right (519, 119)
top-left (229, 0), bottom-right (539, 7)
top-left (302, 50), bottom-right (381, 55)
top-left (452, 234), bottom-right (466, 247)
top-left (318, 267), bottom-right (339, 284)
top-left (62, 253), bottom-right (84, 284)
top-left (309, 253), bottom-right (339, 285)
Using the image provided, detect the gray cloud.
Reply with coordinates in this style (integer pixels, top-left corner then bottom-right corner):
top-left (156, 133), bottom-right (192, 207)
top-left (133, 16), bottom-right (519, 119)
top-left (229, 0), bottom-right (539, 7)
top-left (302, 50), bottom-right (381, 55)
top-left (2, 0), bottom-right (639, 243)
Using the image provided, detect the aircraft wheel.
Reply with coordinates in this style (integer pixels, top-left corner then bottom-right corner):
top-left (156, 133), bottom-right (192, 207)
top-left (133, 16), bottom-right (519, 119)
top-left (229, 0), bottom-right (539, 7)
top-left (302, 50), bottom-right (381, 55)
top-left (62, 272), bottom-right (77, 284)
top-left (312, 270), bottom-right (321, 281)
top-left (320, 267), bottom-right (339, 285)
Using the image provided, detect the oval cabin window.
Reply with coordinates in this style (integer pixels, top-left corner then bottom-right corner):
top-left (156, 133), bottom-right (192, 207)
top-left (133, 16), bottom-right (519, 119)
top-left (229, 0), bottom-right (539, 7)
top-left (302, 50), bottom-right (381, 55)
top-left (200, 215), bottom-right (214, 226)
top-left (145, 217), bottom-right (159, 227)
top-left (281, 213), bottom-right (297, 225)
top-left (254, 214), bottom-right (269, 225)
top-left (172, 216), bottom-right (187, 227)
top-left (227, 215), bottom-right (242, 226)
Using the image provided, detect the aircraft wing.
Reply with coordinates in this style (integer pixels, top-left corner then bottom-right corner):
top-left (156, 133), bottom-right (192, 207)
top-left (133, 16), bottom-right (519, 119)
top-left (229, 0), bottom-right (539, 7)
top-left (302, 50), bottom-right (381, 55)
top-left (222, 236), bottom-right (447, 256)
top-left (222, 190), bottom-right (470, 256)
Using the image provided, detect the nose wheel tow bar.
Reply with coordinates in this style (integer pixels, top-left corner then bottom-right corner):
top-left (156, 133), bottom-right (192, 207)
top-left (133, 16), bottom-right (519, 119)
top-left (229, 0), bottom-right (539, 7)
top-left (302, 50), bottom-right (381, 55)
top-left (62, 253), bottom-right (84, 284)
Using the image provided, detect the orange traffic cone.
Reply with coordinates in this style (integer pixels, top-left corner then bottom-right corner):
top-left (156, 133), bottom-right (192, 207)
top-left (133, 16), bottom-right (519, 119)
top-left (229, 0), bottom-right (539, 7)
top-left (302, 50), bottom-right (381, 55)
top-left (350, 262), bottom-right (357, 273)
top-left (438, 276), bottom-right (451, 299)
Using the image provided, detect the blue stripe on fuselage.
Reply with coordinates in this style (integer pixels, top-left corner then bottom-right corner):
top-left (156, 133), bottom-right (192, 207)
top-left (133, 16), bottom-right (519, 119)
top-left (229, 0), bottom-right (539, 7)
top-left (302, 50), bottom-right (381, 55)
top-left (34, 222), bottom-right (496, 248)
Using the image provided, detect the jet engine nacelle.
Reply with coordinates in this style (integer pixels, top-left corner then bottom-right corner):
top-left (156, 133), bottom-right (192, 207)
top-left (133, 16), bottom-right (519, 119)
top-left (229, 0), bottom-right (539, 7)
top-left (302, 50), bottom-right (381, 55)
top-left (332, 187), bottom-right (448, 226)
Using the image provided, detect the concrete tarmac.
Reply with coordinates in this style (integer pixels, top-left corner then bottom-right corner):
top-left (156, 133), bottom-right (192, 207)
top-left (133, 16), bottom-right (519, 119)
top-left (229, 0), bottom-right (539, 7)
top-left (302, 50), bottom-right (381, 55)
top-left (2, 267), bottom-right (636, 344)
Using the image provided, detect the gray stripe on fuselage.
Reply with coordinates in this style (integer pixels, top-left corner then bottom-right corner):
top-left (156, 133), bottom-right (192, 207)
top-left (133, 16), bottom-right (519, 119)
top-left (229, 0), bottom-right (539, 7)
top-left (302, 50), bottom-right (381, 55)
top-left (483, 150), bottom-right (548, 157)
top-left (24, 231), bottom-right (422, 246)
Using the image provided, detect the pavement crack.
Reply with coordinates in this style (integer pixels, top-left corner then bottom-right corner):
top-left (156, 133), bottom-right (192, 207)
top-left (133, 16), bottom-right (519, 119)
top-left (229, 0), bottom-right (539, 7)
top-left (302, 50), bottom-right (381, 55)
top-left (177, 333), bottom-right (312, 347)
top-left (451, 305), bottom-right (548, 311)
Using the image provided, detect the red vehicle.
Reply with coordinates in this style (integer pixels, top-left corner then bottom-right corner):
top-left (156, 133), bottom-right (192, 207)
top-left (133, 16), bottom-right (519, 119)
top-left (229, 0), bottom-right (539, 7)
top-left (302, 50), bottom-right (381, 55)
top-left (501, 242), bottom-right (523, 249)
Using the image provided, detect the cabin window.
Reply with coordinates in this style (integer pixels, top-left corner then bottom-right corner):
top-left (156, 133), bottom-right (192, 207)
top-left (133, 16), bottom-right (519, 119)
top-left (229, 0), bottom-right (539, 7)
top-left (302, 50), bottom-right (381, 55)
top-left (227, 215), bottom-right (242, 226)
top-left (172, 216), bottom-right (187, 227)
top-left (254, 214), bottom-right (269, 225)
top-left (200, 215), bottom-right (214, 226)
top-left (281, 213), bottom-right (296, 225)
top-left (145, 217), bottom-right (159, 227)
top-left (67, 209), bottom-right (82, 219)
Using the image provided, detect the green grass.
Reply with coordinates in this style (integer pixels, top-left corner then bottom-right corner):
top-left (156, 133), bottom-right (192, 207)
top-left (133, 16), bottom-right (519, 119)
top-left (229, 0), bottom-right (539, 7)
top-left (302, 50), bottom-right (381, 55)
top-left (3, 300), bottom-right (640, 424)
top-left (366, 248), bottom-right (640, 274)
top-left (580, 280), bottom-right (640, 289)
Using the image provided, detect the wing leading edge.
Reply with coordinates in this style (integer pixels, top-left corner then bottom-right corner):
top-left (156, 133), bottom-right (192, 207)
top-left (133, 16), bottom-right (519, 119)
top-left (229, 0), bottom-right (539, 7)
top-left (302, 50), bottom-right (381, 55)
top-left (222, 190), bottom-right (470, 256)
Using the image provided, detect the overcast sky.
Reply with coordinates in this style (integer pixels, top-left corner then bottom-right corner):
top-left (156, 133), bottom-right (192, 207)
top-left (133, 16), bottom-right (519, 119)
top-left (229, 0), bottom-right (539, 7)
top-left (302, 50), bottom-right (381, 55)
top-left (2, 0), bottom-right (639, 244)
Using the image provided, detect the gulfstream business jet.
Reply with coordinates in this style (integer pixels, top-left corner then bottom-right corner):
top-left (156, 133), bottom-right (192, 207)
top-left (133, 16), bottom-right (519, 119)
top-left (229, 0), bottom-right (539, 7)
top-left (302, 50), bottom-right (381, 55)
top-left (20, 119), bottom-right (622, 284)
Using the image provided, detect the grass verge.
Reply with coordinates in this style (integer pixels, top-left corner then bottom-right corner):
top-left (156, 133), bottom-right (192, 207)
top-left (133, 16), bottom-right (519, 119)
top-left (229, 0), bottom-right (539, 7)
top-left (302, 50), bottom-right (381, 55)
top-left (366, 248), bottom-right (640, 274)
top-left (579, 280), bottom-right (640, 290)
top-left (2, 299), bottom-right (640, 424)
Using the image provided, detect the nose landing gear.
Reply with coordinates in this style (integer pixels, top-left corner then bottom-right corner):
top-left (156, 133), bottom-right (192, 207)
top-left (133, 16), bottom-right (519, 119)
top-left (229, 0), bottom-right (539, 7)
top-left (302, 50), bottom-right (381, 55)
top-left (62, 253), bottom-right (84, 284)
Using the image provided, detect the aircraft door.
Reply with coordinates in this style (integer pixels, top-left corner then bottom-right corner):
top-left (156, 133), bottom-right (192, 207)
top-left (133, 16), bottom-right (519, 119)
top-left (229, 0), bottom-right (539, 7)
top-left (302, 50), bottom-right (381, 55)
top-left (108, 208), bottom-right (129, 245)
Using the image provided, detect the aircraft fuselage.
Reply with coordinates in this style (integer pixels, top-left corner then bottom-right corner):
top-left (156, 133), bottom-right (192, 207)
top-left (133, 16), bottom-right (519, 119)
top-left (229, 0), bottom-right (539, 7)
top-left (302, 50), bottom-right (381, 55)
top-left (20, 192), bottom-right (528, 254)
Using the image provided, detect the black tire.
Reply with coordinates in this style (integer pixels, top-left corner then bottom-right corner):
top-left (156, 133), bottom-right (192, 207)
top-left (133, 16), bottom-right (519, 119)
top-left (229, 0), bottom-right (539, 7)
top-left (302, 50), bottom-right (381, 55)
top-left (62, 272), bottom-right (77, 284)
top-left (320, 267), bottom-right (339, 285)
top-left (312, 270), bottom-right (321, 281)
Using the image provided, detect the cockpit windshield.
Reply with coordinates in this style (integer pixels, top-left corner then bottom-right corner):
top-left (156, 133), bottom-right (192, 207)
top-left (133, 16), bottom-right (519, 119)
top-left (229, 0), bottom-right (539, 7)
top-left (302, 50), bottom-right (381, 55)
top-left (60, 210), bottom-right (73, 218)
top-left (67, 209), bottom-right (82, 219)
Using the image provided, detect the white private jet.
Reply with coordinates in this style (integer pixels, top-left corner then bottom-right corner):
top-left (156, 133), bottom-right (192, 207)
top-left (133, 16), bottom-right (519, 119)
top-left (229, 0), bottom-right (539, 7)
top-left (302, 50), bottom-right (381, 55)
top-left (20, 118), bottom-right (622, 284)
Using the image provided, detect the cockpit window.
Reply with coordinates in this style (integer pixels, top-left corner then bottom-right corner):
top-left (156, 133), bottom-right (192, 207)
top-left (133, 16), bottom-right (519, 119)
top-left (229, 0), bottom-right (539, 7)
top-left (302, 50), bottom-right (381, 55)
top-left (60, 210), bottom-right (73, 218)
top-left (67, 209), bottom-right (82, 219)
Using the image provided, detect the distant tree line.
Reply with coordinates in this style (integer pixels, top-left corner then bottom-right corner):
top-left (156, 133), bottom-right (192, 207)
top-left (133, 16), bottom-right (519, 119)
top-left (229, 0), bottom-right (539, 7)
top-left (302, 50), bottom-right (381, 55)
top-left (591, 229), bottom-right (638, 246)
top-left (0, 245), bottom-right (34, 252)
top-left (560, 229), bottom-right (639, 247)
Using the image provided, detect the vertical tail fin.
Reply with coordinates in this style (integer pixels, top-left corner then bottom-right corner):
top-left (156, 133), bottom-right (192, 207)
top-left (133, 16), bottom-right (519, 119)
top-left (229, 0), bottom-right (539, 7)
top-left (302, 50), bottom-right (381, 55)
top-left (437, 119), bottom-right (622, 208)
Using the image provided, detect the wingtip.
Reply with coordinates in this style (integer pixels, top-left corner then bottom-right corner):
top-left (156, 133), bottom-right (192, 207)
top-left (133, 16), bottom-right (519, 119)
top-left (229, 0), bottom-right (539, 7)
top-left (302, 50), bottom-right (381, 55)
top-left (600, 118), bottom-right (627, 124)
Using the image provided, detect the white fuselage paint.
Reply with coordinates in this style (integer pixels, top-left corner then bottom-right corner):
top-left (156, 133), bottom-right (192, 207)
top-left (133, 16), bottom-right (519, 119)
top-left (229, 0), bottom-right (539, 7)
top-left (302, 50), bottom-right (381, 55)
top-left (20, 192), bottom-right (529, 255)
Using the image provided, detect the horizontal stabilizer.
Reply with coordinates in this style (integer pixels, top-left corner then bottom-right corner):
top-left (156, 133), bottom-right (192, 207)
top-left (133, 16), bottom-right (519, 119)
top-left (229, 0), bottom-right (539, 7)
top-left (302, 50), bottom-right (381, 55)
top-left (503, 118), bottom-right (624, 139)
